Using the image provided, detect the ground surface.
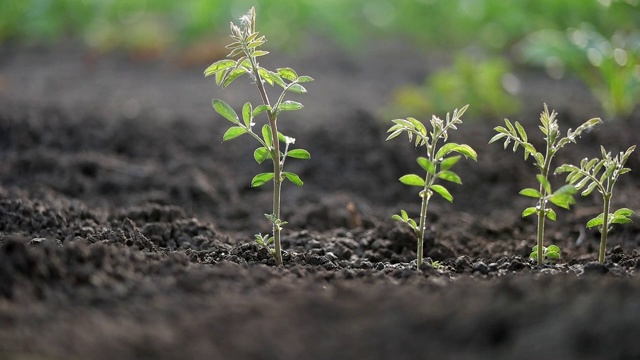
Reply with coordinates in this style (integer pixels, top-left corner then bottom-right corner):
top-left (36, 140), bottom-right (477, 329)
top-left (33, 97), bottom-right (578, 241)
top-left (1, 38), bottom-right (639, 359)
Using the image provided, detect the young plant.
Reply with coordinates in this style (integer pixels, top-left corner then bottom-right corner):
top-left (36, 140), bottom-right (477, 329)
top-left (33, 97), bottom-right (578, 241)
top-left (204, 7), bottom-right (313, 266)
top-left (489, 104), bottom-right (601, 264)
top-left (387, 105), bottom-right (477, 269)
top-left (556, 145), bottom-right (636, 263)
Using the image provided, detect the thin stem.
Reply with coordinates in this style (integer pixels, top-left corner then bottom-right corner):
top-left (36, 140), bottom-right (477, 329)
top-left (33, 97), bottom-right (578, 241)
top-left (599, 194), bottom-right (611, 263)
top-left (536, 205), bottom-right (546, 264)
top-left (537, 142), bottom-right (553, 265)
top-left (248, 52), bottom-right (284, 266)
top-left (417, 190), bottom-right (431, 269)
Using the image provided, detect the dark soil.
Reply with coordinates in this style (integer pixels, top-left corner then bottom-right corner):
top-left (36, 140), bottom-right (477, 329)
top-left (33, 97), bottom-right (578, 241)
top-left (1, 39), bottom-right (639, 360)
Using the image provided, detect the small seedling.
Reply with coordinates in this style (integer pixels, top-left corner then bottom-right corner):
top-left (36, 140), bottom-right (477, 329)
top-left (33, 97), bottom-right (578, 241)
top-left (530, 244), bottom-right (561, 262)
top-left (556, 145), bottom-right (636, 263)
top-left (387, 105), bottom-right (477, 269)
top-left (204, 7), bottom-right (313, 266)
top-left (489, 104), bottom-right (601, 264)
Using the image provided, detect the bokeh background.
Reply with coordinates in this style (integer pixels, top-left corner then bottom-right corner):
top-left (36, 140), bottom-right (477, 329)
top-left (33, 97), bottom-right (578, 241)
top-left (2, 0), bottom-right (639, 120)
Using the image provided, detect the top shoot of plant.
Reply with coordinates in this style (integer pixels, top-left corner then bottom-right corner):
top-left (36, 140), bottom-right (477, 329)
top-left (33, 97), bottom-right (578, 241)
top-left (387, 105), bottom-right (477, 269)
top-left (489, 104), bottom-right (601, 264)
top-left (204, 7), bottom-right (313, 266)
top-left (556, 145), bottom-right (635, 263)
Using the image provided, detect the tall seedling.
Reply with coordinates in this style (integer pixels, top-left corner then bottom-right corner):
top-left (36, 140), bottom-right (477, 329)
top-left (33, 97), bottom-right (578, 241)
top-left (489, 104), bottom-right (601, 264)
top-left (556, 145), bottom-right (635, 263)
top-left (387, 105), bottom-right (477, 269)
top-left (204, 7), bottom-right (313, 265)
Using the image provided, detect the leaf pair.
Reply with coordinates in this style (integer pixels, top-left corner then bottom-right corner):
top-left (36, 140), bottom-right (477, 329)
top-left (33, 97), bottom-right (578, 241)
top-left (530, 245), bottom-right (560, 261)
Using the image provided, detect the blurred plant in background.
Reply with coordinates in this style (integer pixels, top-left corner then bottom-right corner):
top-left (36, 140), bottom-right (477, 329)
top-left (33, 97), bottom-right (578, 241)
top-left (386, 56), bottom-right (520, 119)
top-left (1, 0), bottom-right (638, 118)
top-left (519, 24), bottom-right (640, 120)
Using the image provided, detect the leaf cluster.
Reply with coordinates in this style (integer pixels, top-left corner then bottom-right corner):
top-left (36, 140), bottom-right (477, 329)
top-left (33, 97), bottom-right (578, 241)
top-left (556, 145), bottom-right (635, 228)
top-left (530, 244), bottom-right (561, 261)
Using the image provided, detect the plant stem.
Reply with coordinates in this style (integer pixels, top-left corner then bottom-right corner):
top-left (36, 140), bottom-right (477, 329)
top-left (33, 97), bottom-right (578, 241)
top-left (417, 188), bottom-right (431, 269)
top-left (537, 143), bottom-right (553, 265)
top-left (536, 204), bottom-right (546, 264)
top-left (250, 58), bottom-right (283, 266)
top-left (599, 194), bottom-right (611, 263)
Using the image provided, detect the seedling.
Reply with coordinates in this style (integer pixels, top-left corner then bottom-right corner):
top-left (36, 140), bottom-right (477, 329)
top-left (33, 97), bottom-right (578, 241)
top-left (387, 105), bottom-right (477, 269)
top-left (556, 145), bottom-right (636, 263)
top-left (530, 244), bottom-right (561, 262)
top-left (489, 104), bottom-right (601, 264)
top-left (204, 7), bottom-right (313, 266)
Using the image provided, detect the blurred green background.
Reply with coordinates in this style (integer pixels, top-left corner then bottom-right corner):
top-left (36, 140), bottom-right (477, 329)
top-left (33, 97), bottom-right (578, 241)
top-left (1, 0), bottom-right (639, 118)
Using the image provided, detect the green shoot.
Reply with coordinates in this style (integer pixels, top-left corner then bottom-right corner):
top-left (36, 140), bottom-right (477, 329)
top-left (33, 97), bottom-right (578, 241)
top-left (556, 145), bottom-right (635, 263)
top-left (489, 104), bottom-right (601, 264)
top-left (530, 244), bottom-right (561, 262)
top-left (204, 7), bottom-right (313, 266)
top-left (387, 105), bottom-right (477, 269)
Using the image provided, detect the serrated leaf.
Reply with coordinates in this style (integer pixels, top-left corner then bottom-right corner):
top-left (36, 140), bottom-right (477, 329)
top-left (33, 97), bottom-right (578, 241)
top-left (204, 59), bottom-right (236, 77)
top-left (522, 207), bottom-right (537, 217)
top-left (438, 171), bottom-right (462, 184)
top-left (254, 147), bottom-right (271, 164)
top-left (213, 99), bottom-right (240, 124)
top-left (278, 100), bottom-right (304, 112)
top-left (287, 149), bottom-right (311, 159)
top-left (431, 185), bottom-right (453, 202)
top-left (251, 172), bottom-right (274, 187)
top-left (222, 126), bottom-right (247, 141)
top-left (283, 172), bottom-right (303, 186)
top-left (262, 125), bottom-right (272, 147)
top-left (242, 102), bottom-right (253, 128)
top-left (417, 157), bottom-right (435, 175)
top-left (399, 174), bottom-right (425, 187)
top-left (546, 208), bottom-right (557, 221)
top-left (520, 188), bottom-right (542, 198)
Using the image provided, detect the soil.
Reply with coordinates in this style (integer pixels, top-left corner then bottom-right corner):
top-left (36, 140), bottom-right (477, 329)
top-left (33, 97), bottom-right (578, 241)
top-left (1, 38), bottom-right (639, 360)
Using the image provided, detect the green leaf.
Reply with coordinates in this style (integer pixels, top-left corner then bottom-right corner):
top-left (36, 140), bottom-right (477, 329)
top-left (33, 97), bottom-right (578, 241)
top-left (611, 215), bottom-right (633, 225)
top-left (546, 250), bottom-right (560, 259)
top-left (399, 174), bottom-right (425, 187)
top-left (278, 132), bottom-right (287, 143)
top-left (283, 172), bottom-right (303, 186)
top-left (529, 252), bottom-right (538, 260)
top-left (392, 214), bottom-right (403, 222)
top-left (522, 207), bottom-right (537, 218)
top-left (489, 132), bottom-right (507, 144)
top-left (258, 67), bottom-right (274, 86)
top-left (431, 185), bottom-right (453, 202)
top-left (586, 214), bottom-right (604, 228)
top-left (519, 188), bottom-right (542, 198)
top-left (254, 147), bottom-right (271, 164)
top-left (515, 121), bottom-right (528, 142)
top-left (581, 181), bottom-right (598, 196)
top-left (262, 125), bottom-right (273, 148)
top-left (287, 149), bottom-right (311, 159)
top-left (278, 100), bottom-right (304, 112)
top-left (288, 84), bottom-right (307, 94)
top-left (613, 208), bottom-right (634, 218)
top-left (222, 126), bottom-right (247, 141)
top-left (297, 75), bottom-right (314, 83)
top-left (536, 174), bottom-right (552, 195)
top-left (438, 171), bottom-right (462, 184)
top-left (435, 143), bottom-right (458, 160)
top-left (450, 144), bottom-right (477, 161)
top-left (253, 104), bottom-right (271, 117)
top-left (277, 67), bottom-right (298, 81)
top-left (251, 172), bottom-right (274, 187)
top-left (213, 99), bottom-right (240, 124)
top-left (401, 209), bottom-right (409, 221)
top-left (546, 208), bottom-right (557, 221)
top-left (222, 67), bottom-right (247, 88)
top-left (440, 156), bottom-right (461, 171)
top-left (204, 59), bottom-right (236, 77)
top-left (553, 184), bottom-right (577, 196)
top-left (242, 102), bottom-right (253, 128)
top-left (253, 50), bottom-right (269, 57)
top-left (549, 192), bottom-right (575, 210)
top-left (547, 245), bottom-right (561, 253)
top-left (417, 157), bottom-right (435, 175)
